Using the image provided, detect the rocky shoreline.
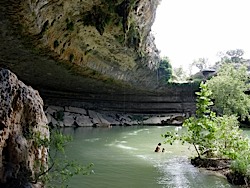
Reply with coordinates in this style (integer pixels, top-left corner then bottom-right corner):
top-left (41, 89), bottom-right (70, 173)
top-left (45, 105), bottom-right (187, 128)
top-left (191, 157), bottom-right (250, 187)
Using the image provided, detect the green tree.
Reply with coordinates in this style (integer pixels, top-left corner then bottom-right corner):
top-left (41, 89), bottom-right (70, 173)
top-left (158, 57), bottom-right (172, 83)
top-left (163, 83), bottom-right (217, 157)
top-left (214, 115), bottom-right (249, 160)
top-left (206, 64), bottom-right (250, 120)
top-left (226, 49), bottom-right (244, 63)
top-left (163, 82), bottom-right (250, 159)
top-left (31, 128), bottom-right (93, 188)
top-left (182, 82), bottom-right (217, 157)
top-left (47, 129), bottom-right (93, 187)
top-left (163, 82), bottom-right (250, 184)
top-left (215, 49), bottom-right (245, 68)
top-left (172, 66), bottom-right (187, 82)
top-left (191, 58), bottom-right (209, 72)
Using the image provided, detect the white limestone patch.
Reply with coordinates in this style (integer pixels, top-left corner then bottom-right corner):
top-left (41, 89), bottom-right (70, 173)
top-left (143, 117), bottom-right (162, 124)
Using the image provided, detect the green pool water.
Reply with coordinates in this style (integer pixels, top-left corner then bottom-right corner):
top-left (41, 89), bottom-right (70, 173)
top-left (59, 126), bottom-right (240, 188)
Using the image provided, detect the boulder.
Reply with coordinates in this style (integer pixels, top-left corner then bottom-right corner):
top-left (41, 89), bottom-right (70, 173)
top-left (0, 69), bottom-right (49, 187)
top-left (45, 106), bottom-right (64, 115)
top-left (143, 117), bottom-right (162, 125)
top-left (75, 116), bottom-right (93, 127)
top-left (63, 114), bottom-right (75, 127)
top-left (64, 106), bottom-right (87, 115)
top-left (88, 110), bottom-right (111, 127)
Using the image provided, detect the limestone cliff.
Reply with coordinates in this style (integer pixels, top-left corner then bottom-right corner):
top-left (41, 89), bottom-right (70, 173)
top-left (0, 0), bottom-right (197, 114)
top-left (0, 69), bottom-right (49, 187)
top-left (11, 0), bottom-right (160, 88)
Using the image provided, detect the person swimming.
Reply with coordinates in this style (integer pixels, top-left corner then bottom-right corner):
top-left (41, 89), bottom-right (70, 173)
top-left (155, 143), bottom-right (161, 152)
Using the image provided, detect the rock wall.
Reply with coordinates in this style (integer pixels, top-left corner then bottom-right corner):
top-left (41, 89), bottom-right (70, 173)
top-left (40, 85), bottom-right (197, 114)
top-left (9, 0), bottom-right (161, 88)
top-left (45, 105), bottom-right (187, 127)
top-left (0, 69), bottom-right (49, 187)
top-left (0, 0), bottom-right (197, 127)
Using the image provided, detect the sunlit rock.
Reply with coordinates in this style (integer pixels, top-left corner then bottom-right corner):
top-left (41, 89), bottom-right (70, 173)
top-left (0, 69), bottom-right (49, 187)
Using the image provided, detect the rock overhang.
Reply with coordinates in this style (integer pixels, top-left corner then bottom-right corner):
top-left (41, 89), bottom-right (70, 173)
top-left (7, 0), bottom-right (161, 90)
top-left (0, 0), bottom-right (197, 114)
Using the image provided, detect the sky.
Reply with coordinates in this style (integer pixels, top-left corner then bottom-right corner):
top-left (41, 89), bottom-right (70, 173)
top-left (151, 0), bottom-right (250, 71)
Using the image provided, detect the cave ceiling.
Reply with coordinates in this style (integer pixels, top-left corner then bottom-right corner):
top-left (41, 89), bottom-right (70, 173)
top-left (0, 0), bottom-right (163, 95)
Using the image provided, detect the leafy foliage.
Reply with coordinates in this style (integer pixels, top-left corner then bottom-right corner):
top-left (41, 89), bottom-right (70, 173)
top-left (163, 82), bottom-right (214, 157)
top-left (206, 64), bottom-right (250, 120)
top-left (213, 115), bottom-right (249, 159)
top-left (163, 82), bottom-right (250, 161)
top-left (214, 49), bottom-right (245, 70)
top-left (157, 57), bottom-right (172, 83)
top-left (48, 129), bottom-right (93, 187)
top-left (226, 49), bottom-right (244, 63)
top-left (163, 82), bottom-right (250, 182)
top-left (172, 66), bottom-right (187, 82)
top-left (231, 152), bottom-right (250, 176)
top-left (31, 127), bottom-right (93, 187)
top-left (191, 58), bottom-right (209, 71)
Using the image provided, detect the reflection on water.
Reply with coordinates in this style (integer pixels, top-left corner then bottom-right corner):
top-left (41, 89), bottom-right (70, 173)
top-left (62, 126), bottom-right (239, 188)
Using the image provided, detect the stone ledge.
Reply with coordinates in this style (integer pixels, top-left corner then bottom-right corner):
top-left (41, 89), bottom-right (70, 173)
top-left (45, 105), bottom-right (187, 127)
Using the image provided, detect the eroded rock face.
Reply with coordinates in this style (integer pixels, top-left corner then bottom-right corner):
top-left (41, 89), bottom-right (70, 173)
top-left (44, 105), bottom-right (187, 127)
top-left (11, 0), bottom-right (160, 88)
top-left (0, 69), bottom-right (49, 187)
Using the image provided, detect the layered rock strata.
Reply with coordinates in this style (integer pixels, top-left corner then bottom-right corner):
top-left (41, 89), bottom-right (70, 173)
top-left (0, 0), bottom-right (197, 115)
top-left (9, 0), bottom-right (161, 89)
top-left (45, 105), bottom-right (187, 127)
top-left (40, 85), bottom-right (197, 114)
top-left (0, 0), bottom-right (197, 121)
top-left (0, 69), bottom-right (49, 187)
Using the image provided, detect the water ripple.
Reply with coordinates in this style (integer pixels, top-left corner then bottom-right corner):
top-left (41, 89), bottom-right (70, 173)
top-left (155, 157), bottom-right (234, 188)
top-left (116, 144), bottom-right (138, 150)
top-left (84, 138), bottom-right (100, 142)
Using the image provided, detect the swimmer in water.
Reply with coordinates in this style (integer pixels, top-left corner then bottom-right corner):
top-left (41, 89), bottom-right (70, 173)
top-left (155, 143), bottom-right (161, 152)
